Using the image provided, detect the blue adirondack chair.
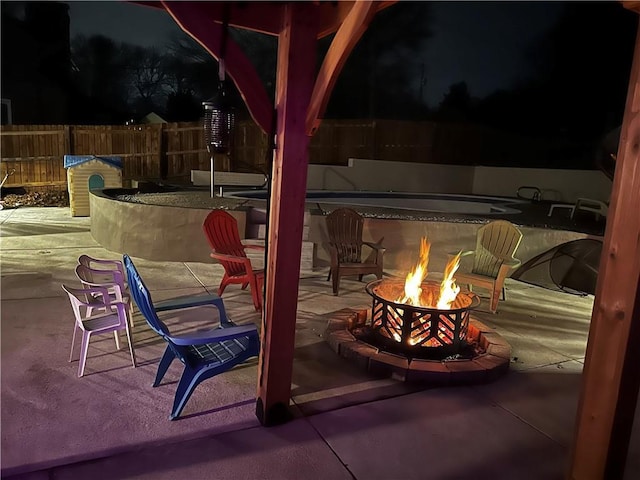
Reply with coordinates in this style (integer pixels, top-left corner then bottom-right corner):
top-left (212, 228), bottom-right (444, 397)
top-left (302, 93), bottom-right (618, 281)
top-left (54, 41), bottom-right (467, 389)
top-left (123, 254), bottom-right (260, 420)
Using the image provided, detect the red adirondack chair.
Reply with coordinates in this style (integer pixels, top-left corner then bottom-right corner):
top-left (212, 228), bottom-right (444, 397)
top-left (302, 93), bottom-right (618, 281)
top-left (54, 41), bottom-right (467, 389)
top-left (203, 209), bottom-right (265, 311)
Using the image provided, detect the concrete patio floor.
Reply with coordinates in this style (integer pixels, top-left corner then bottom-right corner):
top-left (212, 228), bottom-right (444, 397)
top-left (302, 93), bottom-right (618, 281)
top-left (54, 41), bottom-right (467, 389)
top-left (1, 207), bottom-right (639, 479)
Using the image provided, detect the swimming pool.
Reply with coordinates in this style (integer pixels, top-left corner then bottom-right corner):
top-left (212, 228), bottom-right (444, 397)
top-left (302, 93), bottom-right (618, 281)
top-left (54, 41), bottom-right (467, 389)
top-left (230, 191), bottom-right (528, 215)
top-left (93, 188), bottom-right (593, 267)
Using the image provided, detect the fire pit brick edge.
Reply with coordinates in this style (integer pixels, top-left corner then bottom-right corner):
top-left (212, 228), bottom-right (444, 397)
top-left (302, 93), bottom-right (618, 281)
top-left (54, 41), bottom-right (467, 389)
top-left (325, 308), bottom-right (512, 385)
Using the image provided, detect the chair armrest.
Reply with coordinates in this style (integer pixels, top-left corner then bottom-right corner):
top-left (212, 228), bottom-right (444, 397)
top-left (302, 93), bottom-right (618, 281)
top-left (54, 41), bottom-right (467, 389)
top-left (504, 258), bottom-right (521, 269)
top-left (155, 294), bottom-right (224, 312)
top-left (447, 250), bottom-right (473, 263)
top-left (109, 301), bottom-right (129, 317)
top-left (74, 286), bottom-right (125, 309)
top-left (210, 252), bottom-right (253, 265)
top-left (243, 244), bottom-right (266, 252)
top-left (362, 239), bottom-right (385, 266)
top-left (82, 278), bottom-right (126, 302)
top-left (71, 286), bottom-right (113, 307)
top-left (170, 324), bottom-right (258, 346)
top-left (363, 241), bottom-right (386, 252)
top-left (155, 294), bottom-right (230, 326)
top-left (496, 258), bottom-right (522, 283)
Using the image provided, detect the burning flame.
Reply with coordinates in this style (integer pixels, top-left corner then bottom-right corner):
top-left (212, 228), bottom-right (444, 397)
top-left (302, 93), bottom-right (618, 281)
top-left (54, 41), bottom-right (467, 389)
top-left (396, 237), bottom-right (461, 310)
top-left (437, 251), bottom-right (461, 309)
top-left (398, 237), bottom-right (430, 306)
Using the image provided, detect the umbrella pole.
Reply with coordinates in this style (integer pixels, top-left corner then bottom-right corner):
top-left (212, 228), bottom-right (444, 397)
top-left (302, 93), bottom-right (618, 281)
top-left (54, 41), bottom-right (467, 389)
top-left (210, 156), bottom-right (214, 198)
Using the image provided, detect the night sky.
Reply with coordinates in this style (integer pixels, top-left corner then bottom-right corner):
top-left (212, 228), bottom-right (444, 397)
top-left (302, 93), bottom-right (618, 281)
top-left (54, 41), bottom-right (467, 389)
top-left (66, 1), bottom-right (566, 106)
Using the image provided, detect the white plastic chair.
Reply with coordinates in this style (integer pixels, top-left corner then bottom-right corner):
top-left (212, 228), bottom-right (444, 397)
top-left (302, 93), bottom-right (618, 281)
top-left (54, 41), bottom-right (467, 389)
top-left (78, 255), bottom-right (127, 281)
top-left (548, 197), bottom-right (608, 220)
top-left (75, 263), bottom-right (133, 329)
top-left (573, 198), bottom-right (608, 220)
top-left (63, 284), bottom-right (136, 377)
top-left (78, 254), bottom-right (131, 297)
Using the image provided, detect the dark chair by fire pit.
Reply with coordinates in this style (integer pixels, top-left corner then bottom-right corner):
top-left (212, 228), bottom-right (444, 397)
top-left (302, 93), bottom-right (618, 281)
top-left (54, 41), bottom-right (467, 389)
top-left (454, 220), bottom-right (523, 313)
top-left (326, 208), bottom-right (385, 295)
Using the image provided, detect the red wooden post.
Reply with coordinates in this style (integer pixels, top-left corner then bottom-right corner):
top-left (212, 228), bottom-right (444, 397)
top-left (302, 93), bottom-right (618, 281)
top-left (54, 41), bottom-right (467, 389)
top-left (568, 19), bottom-right (640, 479)
top-left (255, 3), bottom-right (318, 426)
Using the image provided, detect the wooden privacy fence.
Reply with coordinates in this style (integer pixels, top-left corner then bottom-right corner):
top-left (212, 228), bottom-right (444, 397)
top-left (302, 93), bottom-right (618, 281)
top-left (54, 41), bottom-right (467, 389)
top-left (1, 124), bottom-right (166, 188)
top-left (0, 120), bottom-right (584, 190)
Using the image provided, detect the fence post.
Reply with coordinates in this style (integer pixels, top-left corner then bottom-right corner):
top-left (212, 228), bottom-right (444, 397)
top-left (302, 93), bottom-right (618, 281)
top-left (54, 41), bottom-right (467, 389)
top-left (64, 125), bottom-right (73, 155)
top-left (159, 124), bottom-right (168, 180)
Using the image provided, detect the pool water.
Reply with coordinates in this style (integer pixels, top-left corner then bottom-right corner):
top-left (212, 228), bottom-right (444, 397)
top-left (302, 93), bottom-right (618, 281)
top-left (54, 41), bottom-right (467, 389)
top-left (230, 191), bottom-right (528, 215)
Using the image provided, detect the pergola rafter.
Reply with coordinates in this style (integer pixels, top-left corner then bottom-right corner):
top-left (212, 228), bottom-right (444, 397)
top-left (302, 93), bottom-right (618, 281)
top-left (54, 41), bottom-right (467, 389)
top-left (306, 0), bottom-right (378, 135)
top-left (160, 0), bottom-right (273, 133)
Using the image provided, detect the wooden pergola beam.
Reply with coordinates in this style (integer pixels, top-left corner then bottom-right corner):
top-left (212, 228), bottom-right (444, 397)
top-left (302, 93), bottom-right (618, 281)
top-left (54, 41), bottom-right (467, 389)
top-left (316, 1), bottom-right (396, 38)
top-left (623, 1), bottom-right (640, 14)
top-left (132, 1), bottom-right (283, 35)
top-left (182, 1), bottom-right (284, 36)
top-left (306, 0), bottom-right (378, 135)
top-left (135, 1), bottom-right (395, 38)
top-left (160, 0), bottom-right (274, 134)
top-left (568, 17), bottom-right (640, 480)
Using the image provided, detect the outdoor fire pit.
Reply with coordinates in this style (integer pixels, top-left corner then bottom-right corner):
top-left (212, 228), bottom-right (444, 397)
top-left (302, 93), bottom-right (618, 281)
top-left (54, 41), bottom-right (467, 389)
top-left (324, 236), bottom-right (512, 384)
top-left (366, 279), bottom-right (480, 358)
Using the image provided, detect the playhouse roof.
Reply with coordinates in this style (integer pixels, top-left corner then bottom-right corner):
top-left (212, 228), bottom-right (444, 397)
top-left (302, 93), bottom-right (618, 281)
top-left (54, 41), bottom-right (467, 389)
top-left (63, 155), bottom-right (123, 170)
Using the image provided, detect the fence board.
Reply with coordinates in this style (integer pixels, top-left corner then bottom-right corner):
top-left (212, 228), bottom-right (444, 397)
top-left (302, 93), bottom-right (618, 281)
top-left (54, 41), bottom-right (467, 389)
top-left (1, 120), bottom-right (587, 191)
